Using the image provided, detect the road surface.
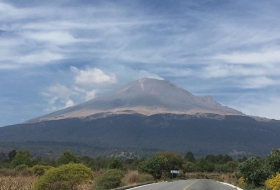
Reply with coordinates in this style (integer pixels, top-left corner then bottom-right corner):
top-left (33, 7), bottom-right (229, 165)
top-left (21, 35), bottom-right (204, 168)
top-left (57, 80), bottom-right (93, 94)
top-left (129, 179), bottom-right (238, 190)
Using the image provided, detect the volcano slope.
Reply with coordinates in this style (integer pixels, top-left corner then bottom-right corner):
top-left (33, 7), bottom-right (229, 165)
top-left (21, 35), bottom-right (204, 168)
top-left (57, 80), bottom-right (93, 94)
top-left (0, 78), bottom-right (279, 157)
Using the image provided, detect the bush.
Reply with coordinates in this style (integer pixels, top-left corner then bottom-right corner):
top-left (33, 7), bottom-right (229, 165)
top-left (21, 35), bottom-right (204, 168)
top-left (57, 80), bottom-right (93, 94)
top-left (29, 165), bottom-right (52, 176)
top-left (242, 183), bottom-right (255, 190)
top-left (93, 169), bottom-right (123, 190)
top-left (265, 173), bottom-right (280, 190)
top-left (33, 163), bottom-right (92, 190)
top-left (15, 164), bottom-right (28, 171)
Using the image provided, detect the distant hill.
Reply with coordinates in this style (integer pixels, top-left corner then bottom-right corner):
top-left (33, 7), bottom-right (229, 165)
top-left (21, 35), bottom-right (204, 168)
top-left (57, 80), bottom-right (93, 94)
top-left (0, 78), bottom-right (279, 158)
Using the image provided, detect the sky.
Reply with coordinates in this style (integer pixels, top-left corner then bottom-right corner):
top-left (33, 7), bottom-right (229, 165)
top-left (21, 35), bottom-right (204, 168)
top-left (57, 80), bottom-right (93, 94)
top-left (1, 0), bottom-right (280, 127)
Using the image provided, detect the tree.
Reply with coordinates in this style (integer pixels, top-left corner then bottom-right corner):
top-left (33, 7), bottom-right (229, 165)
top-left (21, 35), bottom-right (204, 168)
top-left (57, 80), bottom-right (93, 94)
top-left (8, 150), bottom-right (17, 161)
top-left (182, 161), bottom-right (195, 173)
top-left (195, 158), bottom-right (214, 172)
top-left (238, 156), bottom-right (248, 162)
top-left (267, 149), bottom-right (280, 173)
top-left (57, 151), bottom-right (79, 165)
top-left (80, 156), bottom-right (95, 169)
top-left (10, 151), bottom-right (32, 168)
top-left (33, 163), bottom-right (92, 190)
top-left (140, 155), bottom-right (168, 179)
top-left (238, 158), bottom-right (271, 186)
top-left (107, 158), bottom-right (123, 169)
top-left (221, 154), bottom-right (233, 164)
top-left (184, 151), bottom-right (195, 162)
top-left (157, 151), bottom-right (183, 171)
top-left (0, 152), bottom-right (5, 160)
top-left (205, 154), bottom-right (217, 163)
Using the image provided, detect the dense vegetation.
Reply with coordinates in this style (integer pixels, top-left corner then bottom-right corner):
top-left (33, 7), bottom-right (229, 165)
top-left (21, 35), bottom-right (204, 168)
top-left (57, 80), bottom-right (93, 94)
top-left (1, 114), bottom-right (280, 157)
top-left (0, 148), bottom-right (280, 189)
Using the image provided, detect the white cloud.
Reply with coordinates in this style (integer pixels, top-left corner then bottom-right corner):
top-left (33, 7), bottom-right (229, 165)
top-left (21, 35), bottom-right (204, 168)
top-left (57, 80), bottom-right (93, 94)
top-left (45, 84), bottom-right (72, 99)
top-left (24, 31), bottom-right (77, 46)
top-left (42, 84), bottom-right (75, 111)
top-left (42, 67), bottom-right (115, 112)
top-left (65, 100), bottom-right (74, 108)
top-left (202, 64), bottom-right (266, 78)
top-left (48, 97), bottom-right (58, 105)
top-left (85, 89), bottom-right (97, 101)
top-left (212, 49), bottom-right (280, 64)
top-left (1, 0), bottom-right (280, 124)
top-left (241, 77), bottom-right (278, 89)
top-left (18, 51), bottom-right (63, 64)
top-left (71, 66), bottom-right (117, 85)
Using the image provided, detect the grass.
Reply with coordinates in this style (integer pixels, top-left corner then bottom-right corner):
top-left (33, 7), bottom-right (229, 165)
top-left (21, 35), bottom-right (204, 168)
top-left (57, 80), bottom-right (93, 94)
top-left (0, 176), bottom-right (93, 190)
top-left (0, 176), bottom-right (34, 190)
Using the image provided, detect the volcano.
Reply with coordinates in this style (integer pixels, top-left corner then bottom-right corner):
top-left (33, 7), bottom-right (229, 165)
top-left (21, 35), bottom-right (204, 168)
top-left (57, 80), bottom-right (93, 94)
top-left (0, 78), bottom-right (279, 158)
top-left (28, 78), bottom-right (242, 123)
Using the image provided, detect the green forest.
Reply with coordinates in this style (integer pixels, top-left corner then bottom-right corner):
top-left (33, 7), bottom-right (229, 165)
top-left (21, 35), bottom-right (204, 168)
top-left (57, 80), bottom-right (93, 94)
top-left (0, 149), bottom-right (280, 190)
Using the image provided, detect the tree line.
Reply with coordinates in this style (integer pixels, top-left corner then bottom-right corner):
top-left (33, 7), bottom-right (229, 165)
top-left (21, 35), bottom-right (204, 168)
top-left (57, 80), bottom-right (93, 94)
top-left (0, 149), bottom-right (280, 189)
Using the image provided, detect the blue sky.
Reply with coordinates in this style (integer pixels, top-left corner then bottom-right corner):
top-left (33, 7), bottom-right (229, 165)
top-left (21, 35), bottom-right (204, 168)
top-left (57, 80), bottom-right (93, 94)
top-left (1, 0), bottom-right (280, 127)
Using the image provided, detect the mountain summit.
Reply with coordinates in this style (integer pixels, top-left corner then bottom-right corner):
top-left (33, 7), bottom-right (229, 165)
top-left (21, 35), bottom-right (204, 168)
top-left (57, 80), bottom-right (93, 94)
top-left (28, 78), bottom-right (242, 122)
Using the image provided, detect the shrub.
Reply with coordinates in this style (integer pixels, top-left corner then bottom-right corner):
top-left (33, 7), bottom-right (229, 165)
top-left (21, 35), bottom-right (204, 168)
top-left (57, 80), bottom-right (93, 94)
top-left (33, 163), bottom-right (92, 190)
top-left (238, 177), bottom-right (245, 186)
top-left (265, 173), bottom-right (280, 190)
top-left (93, 169), bottom-right (123, 190)
top-left (243, 183), bottom-right (255, 190)
top-left (29, 165), bottom-right (52, 176)
top-left (138, 173), bottom-right (154, 183)
top-left (16, 164), bottom-right (28, 171)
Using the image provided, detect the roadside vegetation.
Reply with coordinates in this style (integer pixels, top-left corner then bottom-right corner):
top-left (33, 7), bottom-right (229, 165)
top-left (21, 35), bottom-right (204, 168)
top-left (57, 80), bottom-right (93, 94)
top-left (0, 149), bottom-right (279, 190)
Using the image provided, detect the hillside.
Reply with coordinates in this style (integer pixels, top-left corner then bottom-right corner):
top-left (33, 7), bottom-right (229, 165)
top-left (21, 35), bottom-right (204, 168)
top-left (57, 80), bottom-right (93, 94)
top-left (1, 113), bottom-right (280, 157)
top-left (0, 78), bottom-right (279, 157)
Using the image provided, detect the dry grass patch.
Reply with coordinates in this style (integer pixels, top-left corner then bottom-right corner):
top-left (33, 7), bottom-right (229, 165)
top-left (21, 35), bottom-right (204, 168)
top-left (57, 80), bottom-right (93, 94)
top-left (0, 176), bottom-right (93, 190)
top-left (0, 176), bottom-right (35, 190)
top-left (74, 181), bottom-right (94, 190)
top-left (122, 170), bottom-right (139, 185)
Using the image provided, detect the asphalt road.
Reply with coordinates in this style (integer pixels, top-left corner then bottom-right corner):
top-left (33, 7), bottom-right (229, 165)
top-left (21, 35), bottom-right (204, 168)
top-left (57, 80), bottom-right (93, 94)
top-left (129, 179), bottom-right (237, 190)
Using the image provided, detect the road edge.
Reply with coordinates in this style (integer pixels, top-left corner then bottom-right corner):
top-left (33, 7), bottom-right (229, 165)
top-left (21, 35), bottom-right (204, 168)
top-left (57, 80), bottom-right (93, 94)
top-left (218, 181), bottom-right (243, 190)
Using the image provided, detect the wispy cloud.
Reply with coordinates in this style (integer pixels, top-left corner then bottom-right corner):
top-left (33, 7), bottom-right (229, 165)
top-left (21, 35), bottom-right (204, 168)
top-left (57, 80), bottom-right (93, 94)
top-left (41, 84), bottom-right (74, 111)
top-left (212, 49), bottom-right (280, 64)
top-left (202, 64), bottom-right (266, 78)
top-left (23, 31), bottom-right (78, 46)
top-left (242, 77), bottom-right (279, 89)
top-left (1, 0), bottom-right (280, 126)
top-left (42, 67), bottom-right (118, 112)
